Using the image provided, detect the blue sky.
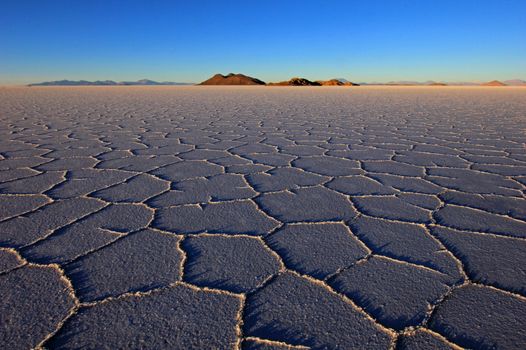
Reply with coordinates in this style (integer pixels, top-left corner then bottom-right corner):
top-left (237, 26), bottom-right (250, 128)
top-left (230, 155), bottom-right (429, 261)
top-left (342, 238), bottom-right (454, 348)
top-left (1, 0), bottom-right (525, 84)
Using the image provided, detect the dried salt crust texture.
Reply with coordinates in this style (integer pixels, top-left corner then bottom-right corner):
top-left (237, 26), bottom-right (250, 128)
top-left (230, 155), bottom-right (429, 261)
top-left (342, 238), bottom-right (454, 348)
top-left (0, 86), bottom-right (525, 349)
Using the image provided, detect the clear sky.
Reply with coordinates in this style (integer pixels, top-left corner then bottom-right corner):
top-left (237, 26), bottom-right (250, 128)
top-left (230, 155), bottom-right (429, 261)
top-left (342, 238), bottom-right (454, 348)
top-left (1, 0), bottom-right (525, 84)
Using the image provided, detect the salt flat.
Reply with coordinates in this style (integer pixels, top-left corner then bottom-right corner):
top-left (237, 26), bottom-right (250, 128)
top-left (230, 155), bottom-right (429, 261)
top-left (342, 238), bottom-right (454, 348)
top-left (0, 86), bottom-right (525, 349)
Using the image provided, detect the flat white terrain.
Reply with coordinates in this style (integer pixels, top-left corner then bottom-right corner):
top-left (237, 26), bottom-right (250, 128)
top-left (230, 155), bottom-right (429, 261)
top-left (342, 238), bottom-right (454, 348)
top-left (0, 86), bottom-right (525, 349)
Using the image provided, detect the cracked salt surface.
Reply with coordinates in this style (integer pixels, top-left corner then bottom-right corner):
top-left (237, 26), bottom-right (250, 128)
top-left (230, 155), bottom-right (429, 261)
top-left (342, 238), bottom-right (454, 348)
top-left (0, 86), bottom-right (525, 349)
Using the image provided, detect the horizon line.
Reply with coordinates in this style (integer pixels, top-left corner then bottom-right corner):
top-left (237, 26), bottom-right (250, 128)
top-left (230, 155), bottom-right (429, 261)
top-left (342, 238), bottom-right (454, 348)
top-left (4, 76), bottom-right (526, 87)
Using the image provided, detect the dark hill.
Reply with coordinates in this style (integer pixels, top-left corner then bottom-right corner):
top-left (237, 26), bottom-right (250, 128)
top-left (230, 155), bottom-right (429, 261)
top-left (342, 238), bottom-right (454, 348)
top-left (199, 73), bottom-right (265, 85)
top-left (268, 77), bottom-right (321, 86)
top-left (481, 80), bottom-right (507, 86)
top-left (317, 79), bottom-right (359, 86)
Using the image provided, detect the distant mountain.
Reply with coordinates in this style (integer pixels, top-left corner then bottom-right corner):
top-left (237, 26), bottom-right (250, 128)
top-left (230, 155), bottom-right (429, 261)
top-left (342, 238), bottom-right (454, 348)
top-left (316, 79), bottom-right (359, 86)
top-left (385, 81), bottom-right (425, 86)
top-left (199, 73), bottom-right (265, 85)
top-left (335, 79), bottom-right (524, 86)
top-left (445, 82), bottom-right (480, 86)
top-left (366, 80), bottom-right (477, 86)
top-left (268, 77), bottom-right (321, 86)
top-left (503, 79), bottom-right (526, 86)
top-left (120, 79), bottom-right (169, 85)
top-left (481, 80), bottom-right (507, 86)
top-left (28, 80), bottom-right (111, 86)
top-left (28, 79), bottom-right (193, 86)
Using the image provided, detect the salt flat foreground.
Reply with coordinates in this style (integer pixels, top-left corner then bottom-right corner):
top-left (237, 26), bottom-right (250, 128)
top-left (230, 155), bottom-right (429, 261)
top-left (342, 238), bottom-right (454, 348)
top-left (0, 86), bottom-right (525, 349)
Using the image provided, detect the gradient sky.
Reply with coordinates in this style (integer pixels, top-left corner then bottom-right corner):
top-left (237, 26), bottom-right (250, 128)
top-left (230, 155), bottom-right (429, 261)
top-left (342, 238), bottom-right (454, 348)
top-left (1, 0), bottom-right (525, 84)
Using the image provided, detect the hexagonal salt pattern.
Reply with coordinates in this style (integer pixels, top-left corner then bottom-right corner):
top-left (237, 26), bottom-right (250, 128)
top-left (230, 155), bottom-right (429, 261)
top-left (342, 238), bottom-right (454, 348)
top-left (0, 86), bottom-right (525, 349)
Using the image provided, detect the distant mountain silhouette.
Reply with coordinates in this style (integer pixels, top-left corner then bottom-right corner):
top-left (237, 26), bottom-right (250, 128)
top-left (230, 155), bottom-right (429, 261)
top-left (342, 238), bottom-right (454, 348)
top-left (364, 81), bottom-right (476, 86)
top-left (444, 82), bottom-right (479, 86)
top-left (428, 82), bottom-right (448, 86)
top-left (317, 79), bottom-right (359, 86)
top-left (503, 79), bottom-right (526, 86)
top-left (199, 73), bottom-right (265, 85)
top-left (385, 81), bottom-right (425, 86)
top-left (481, 80), bottom-right (507, 86)
top-left (268, 77), bottom-right (321, 86)
top-left (28, 79), bottom-right (192, 86)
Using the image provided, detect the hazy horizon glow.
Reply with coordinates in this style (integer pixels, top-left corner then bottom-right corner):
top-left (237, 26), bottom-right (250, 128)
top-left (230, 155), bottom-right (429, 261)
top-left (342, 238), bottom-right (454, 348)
top-left (1, 0), bottom-right (525, 85)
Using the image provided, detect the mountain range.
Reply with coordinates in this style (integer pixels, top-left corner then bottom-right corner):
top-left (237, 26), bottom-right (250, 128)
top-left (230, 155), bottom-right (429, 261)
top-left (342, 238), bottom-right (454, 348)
top-left (28, 79), bottom-right (193, 86)
top-left (202, 75), bottom-right (361, 86)
top-left (502, 79), bottom-right (526, 86)
top-left (199, 75), bottom-right (524, 86)
top-left (28, 76), bottom-right (526, 87)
